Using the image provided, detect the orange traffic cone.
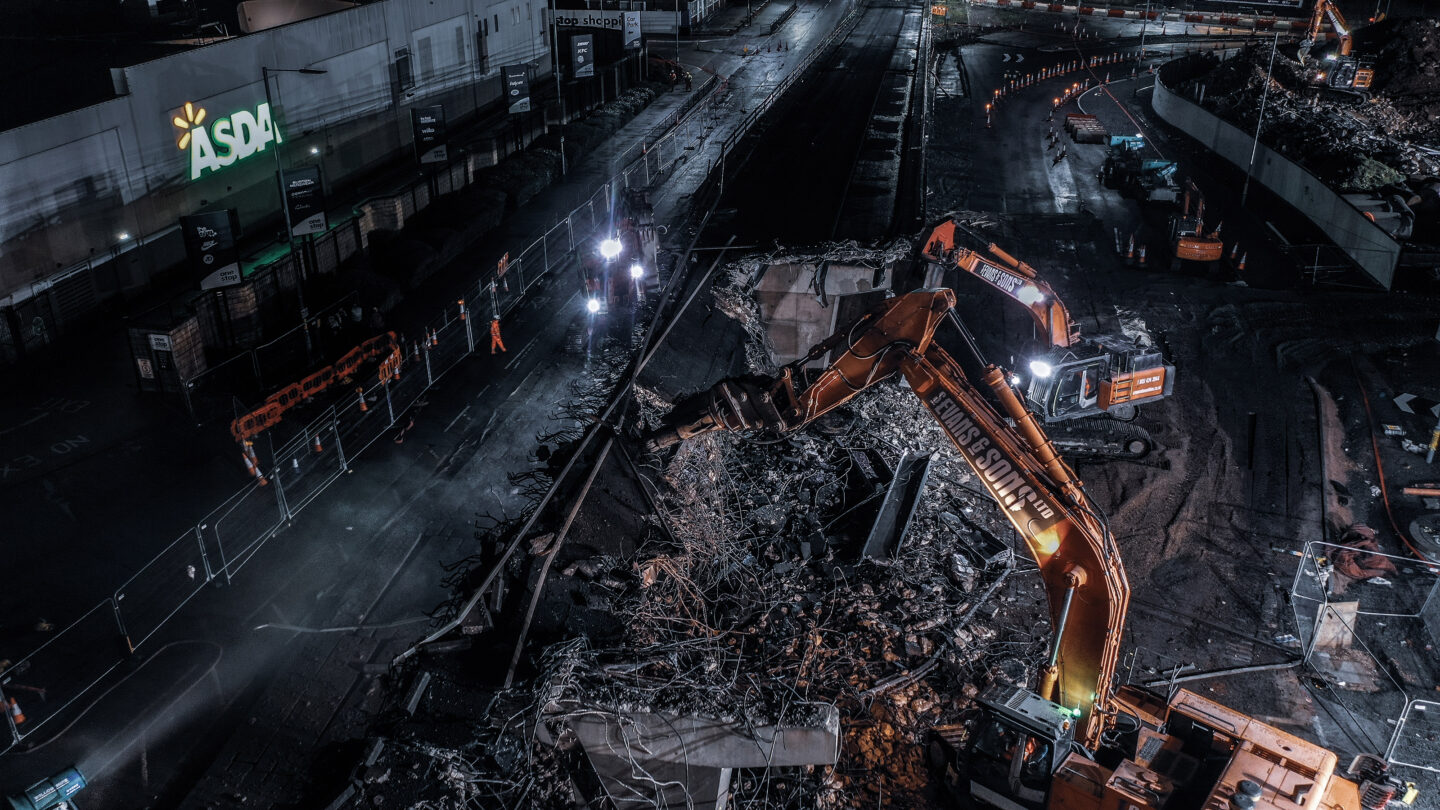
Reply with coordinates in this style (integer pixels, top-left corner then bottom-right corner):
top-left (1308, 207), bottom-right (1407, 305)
top-left (1237, 252), bottom-right (1247, 272)
top-left (1137, 244), bottom-right (1148, 266)
top-left (313, 433), bottom-right (324, 454)
top-left (7, 697), bottom-right (24, 725)
top-left (1229, 242), bottom-right (1240, 260)
top-left (357, 387), bottom-right (368, 412)
top-left (1126, 234), bottom-right (1136, 261)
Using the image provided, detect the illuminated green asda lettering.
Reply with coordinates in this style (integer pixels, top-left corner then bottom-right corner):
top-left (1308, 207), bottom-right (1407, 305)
top-left (174, 102), bottom-right (282, 180)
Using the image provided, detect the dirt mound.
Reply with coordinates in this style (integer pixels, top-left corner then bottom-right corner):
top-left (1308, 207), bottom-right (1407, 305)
top-left (1362, 16), bottom-right (1440, 101)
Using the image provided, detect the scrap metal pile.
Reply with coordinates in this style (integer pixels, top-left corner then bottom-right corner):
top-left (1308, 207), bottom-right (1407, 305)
top-left (1173, 22), bottom-right (1440, 241)
top-left (543, 378), bottom-right (1044, 808)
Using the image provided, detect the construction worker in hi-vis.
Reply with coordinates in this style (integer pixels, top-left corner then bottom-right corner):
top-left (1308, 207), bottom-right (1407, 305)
top-left (490, 318), bottom-right (506, 354)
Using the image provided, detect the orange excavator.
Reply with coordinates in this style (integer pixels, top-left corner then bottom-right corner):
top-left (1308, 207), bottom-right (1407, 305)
top-left (645, 289), bottom-right (1415, 810)
top-left (1298, 0), bottom-right (1375, 95)
top-left (923, 220), bottom-right (1173, 424)
top-left (1169, 179), bottom-right (1224, 269)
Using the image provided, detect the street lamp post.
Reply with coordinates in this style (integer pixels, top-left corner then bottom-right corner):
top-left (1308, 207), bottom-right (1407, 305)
top-left (1240, 33), bottom-right (1279, 208)
top-left (549, 0), bottom-right (565, 122)
top-left (1133, 0), bottom-right (1152, 97)
top-left (261, 65), bottom-right (327, 365)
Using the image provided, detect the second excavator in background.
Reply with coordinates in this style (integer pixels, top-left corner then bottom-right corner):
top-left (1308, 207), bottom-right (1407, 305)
top-left (1298, 0), bottom-right (1376, 97)
top-left (922, 219), bottom-right (1174, 425)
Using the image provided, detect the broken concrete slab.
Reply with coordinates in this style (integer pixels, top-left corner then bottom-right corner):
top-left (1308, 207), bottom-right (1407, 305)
top-left (863, 450), bottom-right (933, 559)
top-left (541, 703), bottom-right (841, 769)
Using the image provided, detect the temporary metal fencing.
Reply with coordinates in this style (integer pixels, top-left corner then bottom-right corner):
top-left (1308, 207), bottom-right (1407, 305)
top-left (1291, 540), bottom-right (1440, 773)
top-left (0, 74), bottom-right (742, 755)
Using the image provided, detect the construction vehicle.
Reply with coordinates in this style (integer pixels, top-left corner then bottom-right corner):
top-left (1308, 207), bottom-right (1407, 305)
top-left (923, 220), bottom-right (1173, 424)
top-left (1168, 179), bottom-right (1224, 269)
top-left (1297, 0), bottom-right (1375, 96)
top-left (643, 288), bottom-right (1416, 810)
top-left (1100, 136), bottom-right (1179, 205)
top-left (579, 189), bottom-right (657, 317)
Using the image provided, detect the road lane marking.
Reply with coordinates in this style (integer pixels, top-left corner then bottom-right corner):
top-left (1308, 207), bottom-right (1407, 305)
top-left (477, 412), bottom-right (498, 445)
top-left (445, 405), bottom-right (471, 432)
top-left (510, 369), bottom-right (537, 398)
top-left (505, 338), bottom-right (539, 370)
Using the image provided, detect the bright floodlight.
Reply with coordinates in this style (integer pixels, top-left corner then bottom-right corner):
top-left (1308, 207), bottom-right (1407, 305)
top-left (1324, 53), bottom-right (1338, 61)
top-left (1016, 285), bottom-right (1045, 306)
top-left (1009, 373), bottom-right (1022, 386)
top-left (599, 238), bottom-right (623, 260)
top-left (586, 297), bottom-right (601, 314)
top-left (1029, 359), bottom-right (1053, 378)
top-left (629, 263), bottom-right (645, 280)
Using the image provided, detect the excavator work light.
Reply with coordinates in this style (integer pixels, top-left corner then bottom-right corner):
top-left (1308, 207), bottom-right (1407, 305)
top-left (585, 297), bottom-right (601, 314)
top-left (1029, 360), bottom-right (1053, 378)
top-left (629, 263), bottom-right (645, 280)
top-left (599, 238), bottom-right (623, 261)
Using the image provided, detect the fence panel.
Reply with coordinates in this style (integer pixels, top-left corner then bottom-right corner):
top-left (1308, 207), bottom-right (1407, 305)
top-left (268, 413), bottom-right (347, 517)
top-left (1388, 699), bottom-right (1440, 774)
top-left (427, 320), bottom-right (470, 376)
top-left (544, 223), bottom-right (571, 273)
top-left (1291, 541), bottom-right (1440, 768)
top-left (2, 601), bottom-right (125, 744)
top-left (210, 476), bottom-right (289, 581)
top-left (114, 528), bottom-right (213, 650)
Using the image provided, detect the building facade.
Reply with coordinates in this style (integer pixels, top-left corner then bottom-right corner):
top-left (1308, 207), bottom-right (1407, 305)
top-left (0, 0), bottom-right (549, 360)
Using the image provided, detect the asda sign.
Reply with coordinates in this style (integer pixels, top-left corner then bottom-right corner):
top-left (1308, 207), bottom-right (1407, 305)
top-left (172, 101), bottom-right (282, 180)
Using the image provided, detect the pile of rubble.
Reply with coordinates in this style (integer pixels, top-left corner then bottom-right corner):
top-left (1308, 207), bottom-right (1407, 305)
top-left (537, 376), bottom-right (1045, 807)
top-left (1172, 23), bottom-right (1440, 243)
top-left (370, 260), bottom-right (1057, 808)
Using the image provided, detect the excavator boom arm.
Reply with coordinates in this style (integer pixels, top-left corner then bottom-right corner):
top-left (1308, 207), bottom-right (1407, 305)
top-left (922, 221), bottom-right (1079, 349)
top-left (645, 290), bottom-right (1129, 746)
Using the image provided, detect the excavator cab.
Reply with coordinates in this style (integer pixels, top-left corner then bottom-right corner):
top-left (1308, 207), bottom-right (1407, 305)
top-left (1025, 338), bottom-right (1171, 422)
top-left (959, 685), bottom-right (1078, 810)
top-left (1033, 356), bottom-right (1104, 421)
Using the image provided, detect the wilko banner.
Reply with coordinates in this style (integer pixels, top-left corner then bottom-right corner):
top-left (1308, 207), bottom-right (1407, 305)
top-left (503, 65), bottom-right (531, 113)
top-left (181, 210), bottom-right (243, 290)
top-left (411, 105), bottom-right (449, 165)
top-left (572, 34), bottom-right (595, 79)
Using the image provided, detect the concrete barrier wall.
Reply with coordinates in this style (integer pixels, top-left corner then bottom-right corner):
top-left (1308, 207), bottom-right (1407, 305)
top-left (1152, 59), bottom-right (1399, 289)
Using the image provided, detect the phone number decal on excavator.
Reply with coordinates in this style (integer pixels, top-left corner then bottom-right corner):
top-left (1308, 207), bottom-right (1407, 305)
top-left (929, 389), bottom-right (1058, 527)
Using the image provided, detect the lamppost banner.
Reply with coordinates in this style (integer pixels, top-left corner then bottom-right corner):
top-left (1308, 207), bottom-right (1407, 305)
top-left (411, 105), bottom-right (449, 165)
top-left (503, 65), bottom-right (531, 113)
top-left (283, 167), bottom-right (328, 237)
top-left (624, 12), bottom-right (641, 48)
top-left (181, 210), bottom-right (243, 290)
top-left (572, 34), bottom-right (595, 78)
